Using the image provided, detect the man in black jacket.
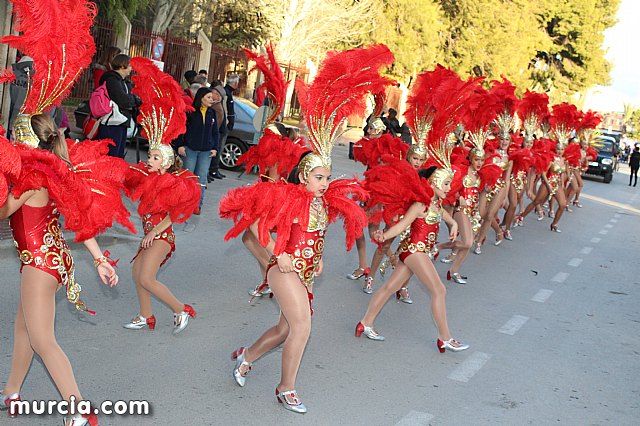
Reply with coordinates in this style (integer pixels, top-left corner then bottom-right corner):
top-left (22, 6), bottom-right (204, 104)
top-left (209, 73), bottom-right (239, 180)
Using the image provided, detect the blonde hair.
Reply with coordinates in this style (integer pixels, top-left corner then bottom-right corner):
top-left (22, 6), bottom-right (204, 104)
top-left (30, 114), bottom-right (72, 168)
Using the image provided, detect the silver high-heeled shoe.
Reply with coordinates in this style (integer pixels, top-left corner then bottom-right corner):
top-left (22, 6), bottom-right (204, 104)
top-left (473, 243), bottom-right (482, 255)
top-left (437, 338), bottom-right (470, 353)
top-left (63, 410), bottom-right (98, 426)
top-left (231, 347), bottom-right (252, 387)
top-left (440, 252), bottom-right (456, 264)
top-left (362, 276), bottom-right (374, 294)
top-left (395, 287), bottom-right (413, 304)
top-left (355, 322), bottom-right (385, 340)
top-left (173, 304), bottom-right (196, 335)
top-left (123, 314), bottom-right (156, 330)
top-left (447, 271), bottom-right (467, 284)
top-left (276, 388), bottom-right (307, 414)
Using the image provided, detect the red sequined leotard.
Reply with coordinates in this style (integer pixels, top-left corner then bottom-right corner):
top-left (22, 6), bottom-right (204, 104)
top-left (10, 201), bottom-right (86, 311)
top-left (454, 173), bottom-right (481, 233)
top-left (486, 150), bottom-right (510, 201)
top-left (132, 212), bottom-right (176, 267)
top-left (397, 199), bottom-right (442, 263)
top-left (259, 197), bottom-right (328, 315)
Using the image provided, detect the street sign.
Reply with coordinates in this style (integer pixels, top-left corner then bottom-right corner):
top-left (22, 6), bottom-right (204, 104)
top-left (152, 37), bottom-right (165, 60)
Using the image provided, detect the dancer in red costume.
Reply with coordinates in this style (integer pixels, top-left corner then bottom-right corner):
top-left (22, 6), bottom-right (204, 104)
top-left (473, 78), bottom-right (518, 254)
top-left (501, 90), bottom-right (548, 236)
top-left (440, 83), bottom-right (501, 283)
top-left (236, 44), bottom-right (307, 298)
top-left (220, 45), bottom-right (392, 413)
top-left (0, 2), bottom-right (133, 424)
top-left (567, 110), bottom-right (601, 207)
top-left (122, 58), bottom-right (201, 334)
top-left (348, 94), bottom-right (413, 296)
top-left (355, 66), bottom-right (471, 353)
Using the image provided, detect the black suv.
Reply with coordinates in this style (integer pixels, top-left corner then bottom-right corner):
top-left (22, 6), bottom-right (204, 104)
top-left (585, 135), bottom-right (616, 183)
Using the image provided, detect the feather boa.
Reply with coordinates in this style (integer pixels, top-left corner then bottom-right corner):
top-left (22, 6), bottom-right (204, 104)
top-left (124, 163), bottom-right (200, 224)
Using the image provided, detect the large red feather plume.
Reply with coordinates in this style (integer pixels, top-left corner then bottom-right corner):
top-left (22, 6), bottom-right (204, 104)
top-left (489, 77), bottom-right (519, 138)
top-left (517, 90), bottom-right (549, 138)
top-left (130, 57), bottom-right (192, 145)
top-left (0, 0), bottom-right (96, 113)
top-left (242, 42), bottom-right (288, 124)
top-left (549, 103), bottom-right (580, 144)
top-left (297, 44), bottom-right (395, 155)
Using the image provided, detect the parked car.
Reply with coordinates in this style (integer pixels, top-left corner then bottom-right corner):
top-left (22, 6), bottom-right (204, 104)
top-left (585, 135), bottom-right (616, 183)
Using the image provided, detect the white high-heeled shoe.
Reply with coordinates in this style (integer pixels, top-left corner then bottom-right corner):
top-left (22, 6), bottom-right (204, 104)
top-left (355, 322), bottom-right (385, 340)
top-left (231, 347), bottom-right (252, 387)
top-left (437, 338), bottom-right (470, 353)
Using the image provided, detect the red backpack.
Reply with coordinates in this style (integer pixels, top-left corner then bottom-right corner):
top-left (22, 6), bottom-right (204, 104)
top-left (89, 82), bottom-right (112, 118)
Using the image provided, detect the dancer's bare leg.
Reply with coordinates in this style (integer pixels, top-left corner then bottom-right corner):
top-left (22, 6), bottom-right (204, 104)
top-left (360, 263), bottom-right (413, 326)
top-left (551, 187), bottom-right (568, 228)
top-left (19, 267), bottom-right (81, 400)
top-left (242, 230), bottom-right (269, 276)
top-left (521, 184), bottom-right (549, 218)
top-left (403, 254), bottom-right (452, 341)
top-left (2, 301), bottom-right (33, 395)
top-left (502, 186), bottom-right (518, 231)
top-left (450, 212), bottom-right (472, 274)
top-left (134, 241), bottom-right (184, 315)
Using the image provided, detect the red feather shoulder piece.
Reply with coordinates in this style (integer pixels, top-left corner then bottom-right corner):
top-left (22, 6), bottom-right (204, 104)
top-left (586, 146), bottom-right (598, 162)
top-left (242, 42), bottom-right (288, 124)
top-left (236, 128), bottom-right (306, 178)
top-left (444, 164), bottom-right (467, 205)
top-left (66, 139), bottom-right (135, 240)
top-left (477, 161), bottom-right (503, 190)
top-left (124, 164), bottom-right (200, 224)
top-left (531, 138), bottom-right (555, 174)
top-left (353, 134), bottom-right (408, 167)
top-left (363, 156), bottom-right (433, 225)
top-left (0, 128), bottom-right (21, 206)
top-left (510, 148), bottom-right (533, 175)
top-left (563, 143), bottom-right (581, 167)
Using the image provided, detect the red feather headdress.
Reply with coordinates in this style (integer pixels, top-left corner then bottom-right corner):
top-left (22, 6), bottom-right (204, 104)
top-left (549, 102), bottom-right (580, 146)
top-left (489, 77), bottom-right (519, 140)
top-left (459, 82), bottom-right (502, 158)
top-left (0, 0), bottom-right (96, 148)
top-left (242, 42), bottom-right (288, 126)
top-left (296, 44), bottom-right (395, 178)
top-left (577, 110), bottom-right (602, 144)
top-left (517, 90), bottom-right (549, 141)
top-left (130, 57), bottom-right (192, 168)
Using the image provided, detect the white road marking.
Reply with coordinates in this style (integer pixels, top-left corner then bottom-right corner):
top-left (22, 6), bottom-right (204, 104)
top-left (580, 246), bottom-right (593, 255)
top-left (599, 229), bottom-right (608, 235)
top-left (532, 289), bottom-right (554, 303)
top-left (395, 410), bottom-right (435, 426)
top-left (498, 315), bottom-right (530, 335)
top-left (551, 272), bottom-right (569, 283)
top-left (610, 218), bottom-right (618, 223)
top-left (614, 213), bottom-right (621, 218)
top-left (568, 258), bottom-right (583, 267)
top-left (604, 224), bottom-right (613, 229)
top-left (447, 352), bottom-right (492, 383)
top-left (591, 237), bottom-right (601, 243)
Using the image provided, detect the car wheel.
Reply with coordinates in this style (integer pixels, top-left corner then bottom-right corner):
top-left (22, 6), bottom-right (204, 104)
top-left (220, 138), bottom-right (247, 171)
top-left (603, 172), bottom-right (612, 183)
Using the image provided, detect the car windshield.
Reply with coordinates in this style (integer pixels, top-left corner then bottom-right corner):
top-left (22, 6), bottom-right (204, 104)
top-left (594, 139), bottom-right (613, 154)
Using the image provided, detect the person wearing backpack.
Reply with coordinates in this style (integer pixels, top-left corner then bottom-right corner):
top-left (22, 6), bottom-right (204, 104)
top-left (96, 54), bottom-right (141, 158)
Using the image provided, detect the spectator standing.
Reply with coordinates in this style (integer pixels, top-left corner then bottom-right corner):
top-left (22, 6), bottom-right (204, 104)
top-left (96, 54), bottom-right (141, 158)
top-left (386, 108), bottom-right (402, 137)
top-left (210, 73), bottom-right (239, 180)
top-left (92, 46), bottom-right (121, 89)
top-left (629, 146), bottom-right (640, 187)
top-left (176, 87), bottom-right (221, 214)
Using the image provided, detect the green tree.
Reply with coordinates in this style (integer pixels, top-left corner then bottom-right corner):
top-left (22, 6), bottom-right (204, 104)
top-left (363, 0), bottom-right (444, 82)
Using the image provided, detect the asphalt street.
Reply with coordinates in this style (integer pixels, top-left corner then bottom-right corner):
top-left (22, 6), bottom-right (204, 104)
top-left (0, 144), bottom-right (638, 425)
